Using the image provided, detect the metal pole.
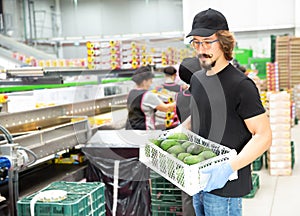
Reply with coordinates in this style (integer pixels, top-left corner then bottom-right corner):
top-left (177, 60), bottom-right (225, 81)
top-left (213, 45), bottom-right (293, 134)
top-left (22, 0), bottom-right (28, 42)
top-left (0, 0), bottom-right (4, 34)
top-left (27, 0), bottom-right (32, 45)
top-left (31, 1), bottom-right (37, 43)
top-left (8, 169), bottom-right (18, 216)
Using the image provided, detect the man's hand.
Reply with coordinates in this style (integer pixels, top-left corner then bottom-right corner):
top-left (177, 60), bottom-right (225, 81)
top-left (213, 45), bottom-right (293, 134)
top-left (202, 162), bottom-right (234, 192)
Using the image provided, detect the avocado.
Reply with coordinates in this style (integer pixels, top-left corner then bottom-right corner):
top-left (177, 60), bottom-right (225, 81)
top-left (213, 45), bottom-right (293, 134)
top-left (167, 132), bottom-right (189, 141)
top-left (160, 139), bottom-right (180, 151)
top-left (199, 150), bottom-right (217, 159)
top-left (183, 155), bottom-right (205, 165)
top-left (177, 152), bottom-right (192, 161)
top-left (181, 141), bottom-right (193, 150)
top-left (167, 145), bottom-right (185, 155)
top-left (186, 144), bottom-right (204, 155)
top-left (149, 138), bottom-right (163, 146)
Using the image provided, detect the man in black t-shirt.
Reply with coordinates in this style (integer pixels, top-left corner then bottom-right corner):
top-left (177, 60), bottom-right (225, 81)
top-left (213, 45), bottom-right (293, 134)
top-left (181, 8), bottom-right (272, 216)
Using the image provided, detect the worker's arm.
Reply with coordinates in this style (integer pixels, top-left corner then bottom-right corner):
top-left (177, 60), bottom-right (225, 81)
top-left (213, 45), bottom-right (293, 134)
top-left (230, 112), bottom-right (272, 171)
top-left (203, 112), bottom-right (272, 192)
top-left (155, 102), bottom-right (176, 113)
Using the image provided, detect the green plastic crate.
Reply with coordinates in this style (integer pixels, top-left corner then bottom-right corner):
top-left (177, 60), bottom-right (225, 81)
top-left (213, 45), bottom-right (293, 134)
top-left (17, 181), bottom-right (106, 216)
top-left (252, 156), bottom-right (263, 171)
top-left (151, 203), bottom-right (183, 216)
top-left (150, 171), bottom-right (183, 215)
top-left (244, 173), bottom-right (260, 198)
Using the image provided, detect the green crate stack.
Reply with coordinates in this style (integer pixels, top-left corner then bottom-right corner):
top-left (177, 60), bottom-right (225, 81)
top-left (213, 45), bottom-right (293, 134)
top-left (243, 173), bottom-right (260, 198)
top-left (150, 171), bottom-right (183, 216)
top-left (291, 141), bottom-right (295, 169)
top-left (252, 155), bottom-right (263, 171)
top-left (264, 151), bottom-right (268, 169)
top-left (17, 181), bottom-right (106, 216)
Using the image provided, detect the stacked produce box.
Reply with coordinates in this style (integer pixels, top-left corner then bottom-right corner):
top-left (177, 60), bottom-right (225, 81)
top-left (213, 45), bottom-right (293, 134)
top-left (266, 62), bottom-right (279, 91)
top-left (275, 36), bottom-right (290, 89)
top-left (87, 40), bottom-right (121, 70)
top-left (275, 36), bottom-right (300, 90)
top-left (121, 41), bottom-right (142, 69)
top-left (267, 91), bottom-right (293, 175)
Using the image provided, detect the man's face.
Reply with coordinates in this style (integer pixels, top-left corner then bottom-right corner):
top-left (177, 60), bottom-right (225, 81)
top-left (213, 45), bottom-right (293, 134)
top-left (190, 34), bottom-right (222, 70)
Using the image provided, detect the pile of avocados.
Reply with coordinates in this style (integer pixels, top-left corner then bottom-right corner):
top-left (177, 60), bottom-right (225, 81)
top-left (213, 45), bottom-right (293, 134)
top-left (150, 132), bottom-right (217, 165)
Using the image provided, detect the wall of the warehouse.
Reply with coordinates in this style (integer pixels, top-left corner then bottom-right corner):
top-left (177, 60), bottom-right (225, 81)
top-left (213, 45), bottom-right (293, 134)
top-left (60, 0), bottom-right (183, 37)
top-left (3, 0), bottom-right (183, 39)
top-left (183, 0), bottom-right (297, 58)
top-left (1, 0), bottom-right (299, 60)
top-left (59, 0), bottom-right (183, 59)
top-left (2, 0), bottom-right (23, 39)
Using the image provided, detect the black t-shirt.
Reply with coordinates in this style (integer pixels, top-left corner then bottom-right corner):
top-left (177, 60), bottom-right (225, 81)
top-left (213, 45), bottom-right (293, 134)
top-left (190, 63), bottom-right (265, 197)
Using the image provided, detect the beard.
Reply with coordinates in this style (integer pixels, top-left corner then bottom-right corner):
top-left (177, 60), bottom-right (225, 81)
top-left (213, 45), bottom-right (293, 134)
top-left (201, 60), bottom-right (216, 70)
top-left (198, 53), bottom-right (216, 70)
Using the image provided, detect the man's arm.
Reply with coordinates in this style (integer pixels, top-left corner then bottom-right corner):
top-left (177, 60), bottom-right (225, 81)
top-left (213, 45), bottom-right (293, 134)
top-left (230, 112), bottom-right (272, 171)
top-left (180, 115), bottom-right (191, 130)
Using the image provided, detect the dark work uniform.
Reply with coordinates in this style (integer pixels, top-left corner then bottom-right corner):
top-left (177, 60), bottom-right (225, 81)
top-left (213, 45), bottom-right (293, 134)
top-left (162, 82), bottom-right (183, 92)
top-left (190, 63), bottom-right (265, 197)
top-left (175, 89), bottom-right (191, 122)
top-left (125, 89), bottom-right (147, 130)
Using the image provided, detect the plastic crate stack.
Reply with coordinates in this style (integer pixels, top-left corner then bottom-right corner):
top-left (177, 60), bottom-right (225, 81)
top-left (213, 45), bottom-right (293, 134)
top-left (267, 91), bottom-right (293, 176)
top-left (87, 40), bottom-right (121, 70)
top-left (243, 173), bottom-right (260, 198)
top-left (121, 41), bottom-right (142, 69)
top-left (266, 62), bottom-right (279, 91)
top-left (17, 181), bottom-right (106, 216)
top-left (165, 47), bottom-right (179, 66)
top-left (150, 171), bottom-right (183, 216)
top-left (149, 47), bottom-right (166, 68)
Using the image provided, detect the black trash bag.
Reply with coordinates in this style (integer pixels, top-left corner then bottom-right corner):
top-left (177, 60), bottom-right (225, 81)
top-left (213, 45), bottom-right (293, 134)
top-left (83, 147), bottom-right (151, 216)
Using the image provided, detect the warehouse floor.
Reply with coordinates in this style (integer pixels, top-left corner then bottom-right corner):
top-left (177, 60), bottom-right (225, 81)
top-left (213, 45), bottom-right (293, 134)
top-left (243, 123), bottom-right (299, 216)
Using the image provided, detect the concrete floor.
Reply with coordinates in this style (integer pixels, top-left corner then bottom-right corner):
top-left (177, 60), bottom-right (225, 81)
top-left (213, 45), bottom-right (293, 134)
top-left (243, 124), bottom-right (300, 216)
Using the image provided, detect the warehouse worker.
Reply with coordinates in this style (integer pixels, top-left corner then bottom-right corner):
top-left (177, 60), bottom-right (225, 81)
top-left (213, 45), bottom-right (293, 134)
top-left (161, 66), bottom-right (186, 92)
top-left (126, 65), bottom-right (176, 130)
top-left (175, 56), bottom-right (201, 216)
top-left (180, 8), bottom-right (272, 216)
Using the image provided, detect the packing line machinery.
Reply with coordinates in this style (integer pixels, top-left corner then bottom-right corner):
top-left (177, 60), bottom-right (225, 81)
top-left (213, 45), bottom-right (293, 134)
top-left (0, 79), bottom-right (132, 216)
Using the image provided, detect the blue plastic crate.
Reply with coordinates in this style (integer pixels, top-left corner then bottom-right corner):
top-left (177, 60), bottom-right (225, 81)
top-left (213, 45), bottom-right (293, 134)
top-left (17, 181), bottom-right (106, 216)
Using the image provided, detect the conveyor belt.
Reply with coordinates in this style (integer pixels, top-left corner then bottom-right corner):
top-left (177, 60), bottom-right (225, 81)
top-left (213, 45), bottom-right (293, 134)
top-left (0, 93), bottom-right (128, 161)
top-left (0, 93), bottom-right (127, 133)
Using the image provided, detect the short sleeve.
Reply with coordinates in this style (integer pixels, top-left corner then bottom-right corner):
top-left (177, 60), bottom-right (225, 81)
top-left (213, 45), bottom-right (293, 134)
top-left (236, 79), bottom-right (265, 119)
top-left (142, 91), bottom-right (163, 109)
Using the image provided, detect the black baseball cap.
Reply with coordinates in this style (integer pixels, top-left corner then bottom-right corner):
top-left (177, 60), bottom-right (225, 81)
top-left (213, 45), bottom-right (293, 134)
top-left (179, 57), bottom-right (202, 84)
top-left (186, 8), bottom-right (229, 37)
